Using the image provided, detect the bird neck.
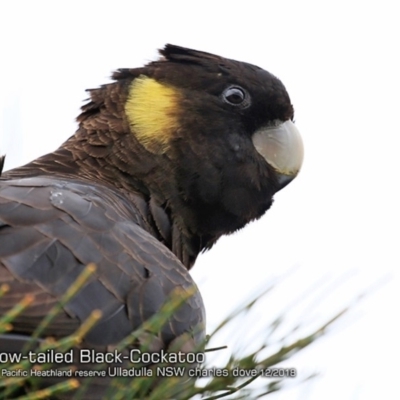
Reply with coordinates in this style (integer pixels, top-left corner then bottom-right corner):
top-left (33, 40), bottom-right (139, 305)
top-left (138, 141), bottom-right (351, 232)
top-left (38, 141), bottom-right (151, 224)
top-left (3, 130), bottom-right (213, 269)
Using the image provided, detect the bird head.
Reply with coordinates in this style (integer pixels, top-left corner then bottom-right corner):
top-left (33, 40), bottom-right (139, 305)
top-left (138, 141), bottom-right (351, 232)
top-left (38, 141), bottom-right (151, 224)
top-left (76, 45), bottom-right (303, 254)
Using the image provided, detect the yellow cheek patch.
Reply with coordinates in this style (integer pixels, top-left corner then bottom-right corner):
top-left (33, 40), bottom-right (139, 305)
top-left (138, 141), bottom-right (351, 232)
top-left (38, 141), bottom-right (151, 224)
top-left (125, 75), bottom-right (181, 153)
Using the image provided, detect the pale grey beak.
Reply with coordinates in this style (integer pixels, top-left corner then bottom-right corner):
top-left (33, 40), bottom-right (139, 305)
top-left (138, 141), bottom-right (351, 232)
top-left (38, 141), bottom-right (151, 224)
top-left (252, 120), bottom-right (304, 188)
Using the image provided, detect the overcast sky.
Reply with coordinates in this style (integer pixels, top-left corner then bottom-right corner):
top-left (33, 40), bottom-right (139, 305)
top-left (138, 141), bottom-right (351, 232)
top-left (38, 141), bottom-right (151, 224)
top-left (1, 1), bottom-right (399, 399)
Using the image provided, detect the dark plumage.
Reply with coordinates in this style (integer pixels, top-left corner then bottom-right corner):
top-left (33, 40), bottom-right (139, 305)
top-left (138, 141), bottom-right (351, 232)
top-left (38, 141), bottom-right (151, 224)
top-left (0, 45), bottom-right (303, 398)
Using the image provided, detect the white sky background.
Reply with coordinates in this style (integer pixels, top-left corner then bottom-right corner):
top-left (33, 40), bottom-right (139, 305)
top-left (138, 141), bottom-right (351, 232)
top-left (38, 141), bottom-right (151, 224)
top-left (1, 1), bottom-right (399, 398)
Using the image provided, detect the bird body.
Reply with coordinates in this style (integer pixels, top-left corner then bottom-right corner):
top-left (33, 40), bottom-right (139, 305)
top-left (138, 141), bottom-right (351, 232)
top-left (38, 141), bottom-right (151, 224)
top-left (0, 45), bottom-right (303, 397)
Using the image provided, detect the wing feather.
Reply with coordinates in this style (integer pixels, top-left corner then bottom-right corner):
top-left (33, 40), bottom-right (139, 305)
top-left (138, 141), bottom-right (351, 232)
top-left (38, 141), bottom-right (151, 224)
top-left (0, 177), bottom-right (205, 348)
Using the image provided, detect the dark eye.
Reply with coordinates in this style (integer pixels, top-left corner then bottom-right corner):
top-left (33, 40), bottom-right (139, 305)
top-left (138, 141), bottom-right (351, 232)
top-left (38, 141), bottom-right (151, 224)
top-left (222, 86), bottom-right (250, 107)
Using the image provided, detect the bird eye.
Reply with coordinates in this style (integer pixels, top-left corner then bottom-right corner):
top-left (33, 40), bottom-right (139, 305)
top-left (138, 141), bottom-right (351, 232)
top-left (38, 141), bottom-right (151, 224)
top-left (222, 86), bottom-right (250, 107)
